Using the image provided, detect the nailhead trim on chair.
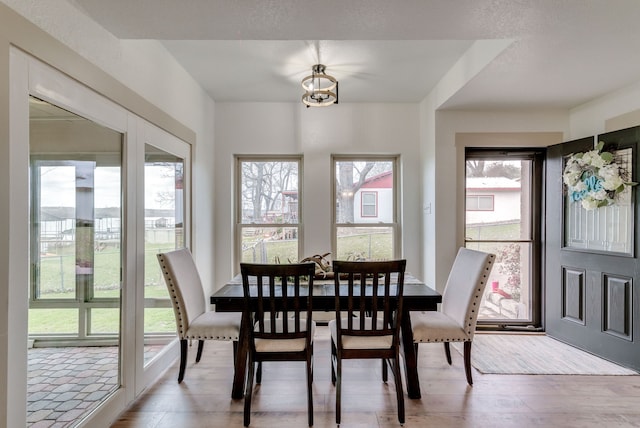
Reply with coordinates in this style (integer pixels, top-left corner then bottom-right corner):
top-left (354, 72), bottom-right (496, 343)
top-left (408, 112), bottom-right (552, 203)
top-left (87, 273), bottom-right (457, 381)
top-left (158, 253), bottom-right (239, 341)
top-left (413, 253), bottom-right (495, 343)
top-left (464, 255), bottom-right (494, 336)
top-left (158, 253), bottom-right (187, 339)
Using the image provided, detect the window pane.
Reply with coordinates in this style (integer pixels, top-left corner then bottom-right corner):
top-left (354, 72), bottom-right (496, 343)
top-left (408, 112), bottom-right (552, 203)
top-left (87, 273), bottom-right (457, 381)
top-left (361, 192), bottom-right (377, 217)
top-left (28, 308), bottom-right (78, 335)
top-left (465, 160), bottom-right (531, 241)
top-left (240, 226), bottom-right (299, 263)
top-left (466, 241), bottom-right (531, 321)
top-left (36, 166), bottom-right (77, 299)
top-left (144, 144), bottom-right (186, 343)
top-left (94, 167), bottom-right (121, 298)
top-left (335, 161), bottom-right (393, 224)
top-left (144, 308), bottom-right (176, 334)
top-left (336, 226), bottom-right (393, 261)
top-left (90, 308), bottom-right (120, 334)
top-left (240, 161), bottom-right (299, 224)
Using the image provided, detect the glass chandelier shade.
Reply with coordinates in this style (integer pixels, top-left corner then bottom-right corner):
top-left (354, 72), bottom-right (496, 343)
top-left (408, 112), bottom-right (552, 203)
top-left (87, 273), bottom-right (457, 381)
top-left (301, 64), bottom-right (339, 107)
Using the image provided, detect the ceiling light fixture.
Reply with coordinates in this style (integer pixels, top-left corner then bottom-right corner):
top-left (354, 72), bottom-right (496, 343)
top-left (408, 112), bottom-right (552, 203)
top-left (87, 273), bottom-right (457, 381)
top-left (301, 64), bottom-right (338, 108)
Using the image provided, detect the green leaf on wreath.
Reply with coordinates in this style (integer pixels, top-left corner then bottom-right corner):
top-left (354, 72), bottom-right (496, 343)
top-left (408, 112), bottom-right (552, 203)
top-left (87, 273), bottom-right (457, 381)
top-left (596, 141), bottom-right (605, 151)
top-left (600, 152), bottom-right (613, 163)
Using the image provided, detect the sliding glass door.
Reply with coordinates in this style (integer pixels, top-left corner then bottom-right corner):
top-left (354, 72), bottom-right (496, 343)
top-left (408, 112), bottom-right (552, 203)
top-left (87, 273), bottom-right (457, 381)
top-left (28, 96), bottom-right (123, 423)
top-left (142, 138), bottom-right (190, 366)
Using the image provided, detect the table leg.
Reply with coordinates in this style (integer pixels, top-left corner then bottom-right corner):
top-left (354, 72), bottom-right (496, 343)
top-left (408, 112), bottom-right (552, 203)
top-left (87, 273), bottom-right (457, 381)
top-left (400, 309), bottom-right (421, 399)
top-left (231, 311), bottom-right (250, 399)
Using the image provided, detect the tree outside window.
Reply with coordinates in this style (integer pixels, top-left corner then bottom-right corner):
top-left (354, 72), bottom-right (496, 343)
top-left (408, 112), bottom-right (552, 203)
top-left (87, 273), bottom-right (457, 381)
top-left (333, 157), bottom-right (397, 261)
top-left (237, 157), bottom-right (301, 265)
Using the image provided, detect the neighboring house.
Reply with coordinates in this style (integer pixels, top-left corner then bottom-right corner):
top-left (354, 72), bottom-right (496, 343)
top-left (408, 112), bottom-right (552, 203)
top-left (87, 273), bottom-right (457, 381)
top-left (354, 171), bottom-right (393, 223)
top-left (465, 177), bottom-right (521, 225)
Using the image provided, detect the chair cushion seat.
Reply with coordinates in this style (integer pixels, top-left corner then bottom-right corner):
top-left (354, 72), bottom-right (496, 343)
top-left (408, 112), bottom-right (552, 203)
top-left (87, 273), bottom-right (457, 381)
top-left (254, 319), bottom-right (316, 353)
top-left (184, 311), bottom-right (241, 341)
top-left (329, 317), bottom-right (393, 350)
top-left (411, 311), bottom-right (470, 343)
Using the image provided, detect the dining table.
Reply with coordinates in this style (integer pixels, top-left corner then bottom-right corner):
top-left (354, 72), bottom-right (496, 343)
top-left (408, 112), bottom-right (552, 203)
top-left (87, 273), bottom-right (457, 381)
top-left (210, 273), bottom-right (442, 400)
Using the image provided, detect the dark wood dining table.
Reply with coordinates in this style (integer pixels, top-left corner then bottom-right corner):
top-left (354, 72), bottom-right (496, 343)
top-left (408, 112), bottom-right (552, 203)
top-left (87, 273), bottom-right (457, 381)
top-left (210, 273), bottom-right (441, 400)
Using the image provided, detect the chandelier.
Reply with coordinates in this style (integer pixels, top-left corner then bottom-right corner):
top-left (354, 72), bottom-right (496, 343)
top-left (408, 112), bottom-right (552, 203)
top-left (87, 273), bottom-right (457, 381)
top-left (301, 64), bottom-right (339, 107)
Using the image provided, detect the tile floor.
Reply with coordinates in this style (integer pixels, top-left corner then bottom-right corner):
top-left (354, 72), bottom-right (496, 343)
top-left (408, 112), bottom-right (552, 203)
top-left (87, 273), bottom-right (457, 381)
top-left (27, 345), bottom-right (162, 427)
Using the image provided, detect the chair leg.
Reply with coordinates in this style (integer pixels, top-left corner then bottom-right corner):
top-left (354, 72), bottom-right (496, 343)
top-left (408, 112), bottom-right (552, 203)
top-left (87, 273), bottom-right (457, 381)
top-left (414, 342), bottom-right (419, 358)
top-left (233, 340), bottom-right (238, 361)
top-left (335, 355), bottom-right (342, 425)
top-left (392, 354), bottom-right (405, 425)
top-left (178, 339), bottom-right (188, 383)
top-left (464, 341), bottom-right (473, 386)
top-left (310, 343), bottom-right (314, 384)
top-left (382, 358), bottom-right (388, 382)
top-left (244, 353), bottom-right (255, 427)
top-left (256, 361), bottom-right (262, 384)
top-left (444, 342), bottom-right (452, 365)
top-left (330, 339), bottom-right (337, 385)
top-left (306, 352), bottom-right (314, 426)
top-left (195, 340), bottom-right (204, 363)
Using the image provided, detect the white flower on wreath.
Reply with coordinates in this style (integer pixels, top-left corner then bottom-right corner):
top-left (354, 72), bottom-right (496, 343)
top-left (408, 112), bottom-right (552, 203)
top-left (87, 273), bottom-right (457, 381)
top-left (563, 141), bottom-right (636, 211)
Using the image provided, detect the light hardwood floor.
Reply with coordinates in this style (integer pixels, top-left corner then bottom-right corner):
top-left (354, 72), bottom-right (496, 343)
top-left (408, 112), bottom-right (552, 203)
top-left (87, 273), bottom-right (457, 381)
top-left (113, 327), bottom-right (640, 427)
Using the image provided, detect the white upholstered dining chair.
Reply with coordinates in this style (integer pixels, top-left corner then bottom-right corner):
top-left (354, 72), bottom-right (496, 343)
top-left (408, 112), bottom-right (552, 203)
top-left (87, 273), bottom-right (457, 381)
top-left (411, 247), bottom-right (495, 385)
top-left (157, 248), bottom-right (241, 383)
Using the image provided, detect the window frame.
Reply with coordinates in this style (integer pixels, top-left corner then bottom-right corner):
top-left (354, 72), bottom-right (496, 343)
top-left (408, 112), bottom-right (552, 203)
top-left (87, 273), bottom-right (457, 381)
top-left (464, 147), bottom-right (544, 328)
top-left (466, 194), bottom-right (495, 211)
top-left (360, 191), bottom-right (379, 217)
top-left (234, 155), bottom-right (303, 271)
top-left (331, 155), bottom-right (401, 261)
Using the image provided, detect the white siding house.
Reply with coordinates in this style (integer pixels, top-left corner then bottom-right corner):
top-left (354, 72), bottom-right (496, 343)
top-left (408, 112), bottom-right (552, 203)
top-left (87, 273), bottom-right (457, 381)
top-left (354, 171), bottom-right (393, 223)
top-left (465, 177), bottom-right (521, 224)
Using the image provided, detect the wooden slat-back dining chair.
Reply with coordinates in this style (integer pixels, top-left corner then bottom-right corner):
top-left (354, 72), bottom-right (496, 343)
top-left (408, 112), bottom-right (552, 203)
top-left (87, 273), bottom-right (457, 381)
top-left (411, 247), bottom-right (495, 385)
top-left (240, 262), bottom-right (317, 427)
top-left (157, 248), bottom-right (241, 383)
top-left (329, 259), bottom-right (407, 425)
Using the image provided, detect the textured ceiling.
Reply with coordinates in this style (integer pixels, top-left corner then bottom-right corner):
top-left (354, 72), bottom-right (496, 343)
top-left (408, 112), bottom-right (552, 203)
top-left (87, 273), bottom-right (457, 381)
top-left (71, 0), bottom-right (640, 109)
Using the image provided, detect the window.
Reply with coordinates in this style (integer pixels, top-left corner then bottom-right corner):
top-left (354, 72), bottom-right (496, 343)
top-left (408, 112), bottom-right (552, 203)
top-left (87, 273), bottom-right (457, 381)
top-left (465, 148), bottom-right (544, 327)
top-left (361, 191), bottom-right (378, 217)
top-left (333, 156), bottom-right (399, 261)
top-left (236, 157), bottom-right (301, 266)
top-left (466, 195), bottom-right (495, 211)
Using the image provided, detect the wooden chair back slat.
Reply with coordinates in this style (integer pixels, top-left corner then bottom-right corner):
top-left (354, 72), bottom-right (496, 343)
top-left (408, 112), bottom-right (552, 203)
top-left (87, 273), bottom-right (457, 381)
top-left (333, 260), bottom-right (406, 341)
top-left (240, 263), bottom-right (315, 342)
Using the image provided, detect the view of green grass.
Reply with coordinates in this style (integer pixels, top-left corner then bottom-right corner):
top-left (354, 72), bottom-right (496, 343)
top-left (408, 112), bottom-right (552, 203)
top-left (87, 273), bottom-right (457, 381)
top-left (30, 242), bottom-right (176, 335)
top-left (242, 231), bottom-right (394, 263)
top-left (466, 222), bottom-right (521, 241)
top-left (31, 224), bottom-right (517, 336)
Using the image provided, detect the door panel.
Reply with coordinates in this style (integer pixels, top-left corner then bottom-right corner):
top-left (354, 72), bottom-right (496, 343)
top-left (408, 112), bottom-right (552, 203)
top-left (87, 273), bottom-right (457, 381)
top-left (545, 129), bottom-right (640, 370)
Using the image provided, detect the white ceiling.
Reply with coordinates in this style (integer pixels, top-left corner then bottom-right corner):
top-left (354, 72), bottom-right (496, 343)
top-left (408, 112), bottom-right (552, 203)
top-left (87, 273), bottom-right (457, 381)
top-left (71, 0), bottom-right (640, 109)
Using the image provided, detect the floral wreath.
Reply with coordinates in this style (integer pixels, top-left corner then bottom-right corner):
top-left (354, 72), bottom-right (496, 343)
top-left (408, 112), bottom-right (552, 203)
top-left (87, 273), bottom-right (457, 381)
top-left (563, 141), bottom-right (636, 210)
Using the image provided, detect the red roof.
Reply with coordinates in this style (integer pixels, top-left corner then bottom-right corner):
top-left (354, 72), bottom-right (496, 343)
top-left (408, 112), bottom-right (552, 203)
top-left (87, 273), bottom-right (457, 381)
top-left (361, 171), bottom-right (393, 189)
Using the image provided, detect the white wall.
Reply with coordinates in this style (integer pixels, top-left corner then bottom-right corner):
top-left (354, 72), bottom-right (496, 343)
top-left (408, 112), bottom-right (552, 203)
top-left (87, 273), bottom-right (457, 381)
top-left (213, 102), bottom-right (421, 286)
top-left (570, 80), bottom-right (640, 138)
top-left (423, 109), bottom-right (570, 291)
